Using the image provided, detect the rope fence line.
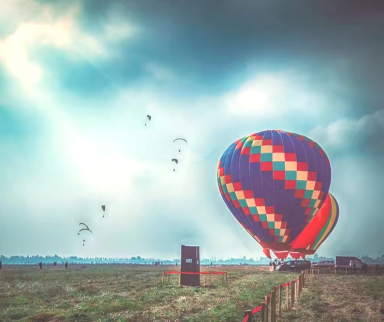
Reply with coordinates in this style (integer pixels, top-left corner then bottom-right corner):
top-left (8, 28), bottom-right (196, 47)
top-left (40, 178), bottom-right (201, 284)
top-left (243, 273), bottom-right (305, 322)
top-left (161, 271), bottom-right (228, 286)
top-left (243, 266), bottom-right (383, 321)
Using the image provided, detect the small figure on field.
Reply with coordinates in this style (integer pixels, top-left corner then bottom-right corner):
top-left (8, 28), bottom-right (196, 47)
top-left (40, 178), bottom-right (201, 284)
top-left (0, 260), bottom-right (2, 269)
top-left (352, 261), bottom-right (356, 273)
top-left (39, 262), bottom-right (42, 269)
top-left (65, 261), bottom-right (68, 269)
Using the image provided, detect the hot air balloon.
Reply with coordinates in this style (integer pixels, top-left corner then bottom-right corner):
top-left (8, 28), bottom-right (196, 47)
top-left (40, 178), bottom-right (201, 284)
top-left (217, 130), bottom-right (331, 259)
top-left (289, 193), bottom-right (339, 259)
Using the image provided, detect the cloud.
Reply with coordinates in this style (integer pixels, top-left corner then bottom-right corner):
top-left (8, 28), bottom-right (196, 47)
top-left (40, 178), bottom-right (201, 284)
top-left (0, 0), bottom-right (136, 85)
top-left (145, 62), bottom-right (174, 81)
top-left (224, 71), bottom-right (330, 119)
top-left (309, 109), bottom-right (384, 154)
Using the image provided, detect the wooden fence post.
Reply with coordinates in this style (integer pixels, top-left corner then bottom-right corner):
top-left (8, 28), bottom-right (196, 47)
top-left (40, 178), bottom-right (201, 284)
top-left (301, 275), bottom-right (304, 292)
top-left (297, 278), bottom-right (300, 297)
top-left (244, 310), bottom-right (252, 321)
top-left (265, 295), bottom-right (269, 322)
top-left (272, 290), bottom-right (275, 322)
top-left (261, 303), bottom-right (266, 322)
top-left (286, 284), bottom-right (289, 310)
top-left (291, 281), bottom-right (295, 307)
top-left (162, 272), bottom-right (164, 283)
top-left (279, 285), bottom-right (282, 317)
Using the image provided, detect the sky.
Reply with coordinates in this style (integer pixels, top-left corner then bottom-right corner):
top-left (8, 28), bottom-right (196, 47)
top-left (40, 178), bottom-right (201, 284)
top-left (1, 0), bottom-right (384, 259)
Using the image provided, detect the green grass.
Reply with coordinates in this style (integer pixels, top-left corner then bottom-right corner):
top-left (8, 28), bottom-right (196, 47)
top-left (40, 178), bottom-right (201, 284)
top-left (0, 265), bottom-right (298, 322)
top-left (280, 274), bottom-right (384, 321)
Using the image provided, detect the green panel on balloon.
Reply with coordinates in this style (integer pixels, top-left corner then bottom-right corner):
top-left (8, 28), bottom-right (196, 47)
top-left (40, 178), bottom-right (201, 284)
top-left (229, 192), bottom-right (237, 200)
top-left (259, 214), bottom-right (267, 222)
top-left (308, 199), bottom-right (317, 207)
top-left (251, 146), bottom-right (261, 154)
top-left (243, 140), bottom-right (253, 147)
top-left (273, 162), bottom-right (285, 171)
top-left (249, 207), bottom-right (258, 215)
top-left (296, 180), bottom-right (307, 190)
top-left (304, 190), bottom-right (313, 199)
top-left (239, 199), bottom-right (248, 207)
top-left (285, 171), bottom-right (297, 180)
top-left (261, 153), bottom-right (273, 162)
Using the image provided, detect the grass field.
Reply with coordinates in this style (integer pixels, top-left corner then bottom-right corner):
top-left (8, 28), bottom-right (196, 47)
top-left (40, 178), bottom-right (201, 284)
top-left (1, 265), bottom-right (383, 322)
top-left (282, 273), bottom-right (384, 322)
top-left (0, 265), bottom-right (298, 322)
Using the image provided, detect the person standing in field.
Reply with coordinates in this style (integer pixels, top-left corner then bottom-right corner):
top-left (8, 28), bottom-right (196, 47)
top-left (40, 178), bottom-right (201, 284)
top-left (65, 262), bottom-right (68, 269)
top-left (39, 262), bottom-right (42, 269)
top-left (0, 261), bottom-right (2, 269)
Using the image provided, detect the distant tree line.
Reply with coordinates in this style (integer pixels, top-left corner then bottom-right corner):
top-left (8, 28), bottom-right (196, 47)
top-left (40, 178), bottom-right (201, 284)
top-left (1, 254), bottom-right (383, 265)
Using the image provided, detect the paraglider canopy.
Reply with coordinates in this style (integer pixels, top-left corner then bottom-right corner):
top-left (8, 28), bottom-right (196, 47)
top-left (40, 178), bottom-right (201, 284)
top-left (173, 138), bottom-right (187, 143)
top-left (173, 138), bottom-right (187, 152)
top-left (145, 115), bottom-right (152, 126)
top-left (101, 205), bottom-right (106, 211)
top-left (78, 228), bottom-right (92, 234)
top-left (172, 159), bottom-right (178, 164)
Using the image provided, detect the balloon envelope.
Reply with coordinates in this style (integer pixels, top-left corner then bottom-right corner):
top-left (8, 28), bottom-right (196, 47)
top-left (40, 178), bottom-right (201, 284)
top-left (217, 130), bottom-right (331, 256)
top-left (289, 193), bottom-right (339, 256)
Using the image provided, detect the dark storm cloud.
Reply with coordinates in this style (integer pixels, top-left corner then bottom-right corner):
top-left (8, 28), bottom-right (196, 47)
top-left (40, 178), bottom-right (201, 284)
top-left (63, 0), bottom-right (384, 111)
